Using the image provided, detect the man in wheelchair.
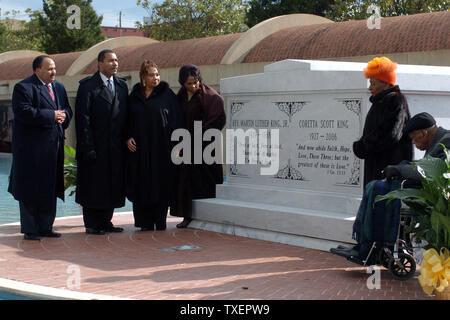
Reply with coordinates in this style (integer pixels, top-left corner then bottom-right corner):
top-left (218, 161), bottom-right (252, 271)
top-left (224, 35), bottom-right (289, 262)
top-left (331, 112), bottom-right (450, 261)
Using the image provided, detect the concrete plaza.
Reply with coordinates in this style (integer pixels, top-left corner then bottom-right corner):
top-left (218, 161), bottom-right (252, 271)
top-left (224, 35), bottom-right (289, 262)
top-left (0, 212), bottom-right (431, 300)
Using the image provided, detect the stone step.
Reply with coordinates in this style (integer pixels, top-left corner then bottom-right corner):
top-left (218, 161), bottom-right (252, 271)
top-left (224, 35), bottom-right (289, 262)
top-left (216, 183), bottom-right (361, 216)
top-left (191, 198), bottom-right (357, 252)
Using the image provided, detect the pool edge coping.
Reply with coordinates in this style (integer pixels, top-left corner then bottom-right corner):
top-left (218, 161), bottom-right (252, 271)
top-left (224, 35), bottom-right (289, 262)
top-left (0, 212), bottom-right (135, 300)
top-left (0, 277), bottom-right (130, 300)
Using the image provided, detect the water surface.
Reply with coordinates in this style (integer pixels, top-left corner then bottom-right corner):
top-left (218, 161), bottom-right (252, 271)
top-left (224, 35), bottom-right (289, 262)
top-left (0, 153), bottom-right (132, 225)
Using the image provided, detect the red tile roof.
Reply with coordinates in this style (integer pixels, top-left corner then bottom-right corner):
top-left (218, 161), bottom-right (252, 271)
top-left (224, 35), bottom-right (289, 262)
top-left (0, 51), bottom-right (83, 81)
top-left (243, 11), bottom-right (450, 63)
top-left (0, 11), bottom-right (448, 81)
top-left (82, 33), bottom-right (243, 74)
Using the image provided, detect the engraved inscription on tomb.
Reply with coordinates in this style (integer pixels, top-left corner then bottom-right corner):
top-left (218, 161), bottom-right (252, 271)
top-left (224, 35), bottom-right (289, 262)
top-left (227, 96), bottom-right (363, 192)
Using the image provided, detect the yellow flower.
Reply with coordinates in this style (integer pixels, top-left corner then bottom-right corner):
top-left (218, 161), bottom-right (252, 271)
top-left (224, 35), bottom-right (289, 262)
top-left (419, 248), bottom-right (450, 295)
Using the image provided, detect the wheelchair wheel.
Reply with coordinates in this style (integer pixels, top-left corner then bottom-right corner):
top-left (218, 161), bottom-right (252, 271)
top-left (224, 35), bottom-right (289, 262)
top-left (388, 253), bottom-right (416, 280)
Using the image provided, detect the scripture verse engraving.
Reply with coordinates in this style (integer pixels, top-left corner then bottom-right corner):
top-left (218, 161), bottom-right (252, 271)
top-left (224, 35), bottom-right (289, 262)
top-left (227, 95), bottom-right (362, 193)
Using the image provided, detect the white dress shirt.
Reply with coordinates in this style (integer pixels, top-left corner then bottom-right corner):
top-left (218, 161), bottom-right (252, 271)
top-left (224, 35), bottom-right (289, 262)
top-left (99, 72), bottom-right (115, 94)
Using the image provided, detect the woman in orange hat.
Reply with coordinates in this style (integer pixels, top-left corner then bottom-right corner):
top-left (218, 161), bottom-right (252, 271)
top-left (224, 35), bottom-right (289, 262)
top-left (353, 57), bottom-right (413, 188)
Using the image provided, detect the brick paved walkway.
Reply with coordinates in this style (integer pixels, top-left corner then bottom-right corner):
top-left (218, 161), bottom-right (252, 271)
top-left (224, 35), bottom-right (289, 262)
top-left (0, 212), bottom-right (432, 300)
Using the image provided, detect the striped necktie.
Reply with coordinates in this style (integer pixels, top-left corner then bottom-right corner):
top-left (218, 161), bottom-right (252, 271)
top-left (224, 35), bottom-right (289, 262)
top-left (47, 83), bottom-right (55, 102)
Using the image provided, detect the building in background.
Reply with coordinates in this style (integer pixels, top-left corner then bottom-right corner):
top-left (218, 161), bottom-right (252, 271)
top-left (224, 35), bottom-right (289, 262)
top-left (101, 26), bottom-right (145, 38)
top-left (0, 18), bottom-right (25, 30)
top-left (0, 11), bottom-right (449, 152)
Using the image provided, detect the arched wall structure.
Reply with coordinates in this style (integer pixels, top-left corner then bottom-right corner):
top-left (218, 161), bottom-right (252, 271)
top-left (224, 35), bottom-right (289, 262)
top-left (221, 14), bottom-right (334, 65)
top-left (0, 50), bottom-right (46, 64)
top-left (243, 11), bottom-right (450, 63)
top-left (1, 12), bottom-right (449, 86)
top-left (65, 36), bottom-right (159, 76)
top-left (0, 11), bottom-right (449, 148)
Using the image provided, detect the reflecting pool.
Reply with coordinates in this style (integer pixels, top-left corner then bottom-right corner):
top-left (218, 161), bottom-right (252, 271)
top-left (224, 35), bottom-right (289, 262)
top-left (0, 153), bottom-right (132, 225)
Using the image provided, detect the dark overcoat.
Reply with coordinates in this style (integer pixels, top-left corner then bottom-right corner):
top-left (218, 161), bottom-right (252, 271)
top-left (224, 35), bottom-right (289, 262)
top-left (75, 72), bottom-right (128, 209)
top-left (8, 74), bottom-right (73, 204)
top-left (177, 83), bottom-right (226, 200)
top-left (353, 86), bottom-right (413, 187)
top-left (125, 81), bottom-right (181, 206)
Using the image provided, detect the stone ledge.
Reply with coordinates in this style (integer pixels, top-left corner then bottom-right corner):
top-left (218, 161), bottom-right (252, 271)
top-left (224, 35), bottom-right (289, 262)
top-left (192, 198), bottom-right (357, 248)
top-left (189, 219), bottom-right (355, 252)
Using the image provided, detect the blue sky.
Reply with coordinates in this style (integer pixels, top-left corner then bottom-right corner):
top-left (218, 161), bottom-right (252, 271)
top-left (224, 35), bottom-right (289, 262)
top-left (0, 0), bottom-right (149, 27)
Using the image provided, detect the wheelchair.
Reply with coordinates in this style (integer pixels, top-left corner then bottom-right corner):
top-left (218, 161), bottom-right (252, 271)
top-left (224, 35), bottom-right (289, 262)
top-left (332, 180), bottom-right (418, 280)
top-left (348, 207), bottom-right (416, 280)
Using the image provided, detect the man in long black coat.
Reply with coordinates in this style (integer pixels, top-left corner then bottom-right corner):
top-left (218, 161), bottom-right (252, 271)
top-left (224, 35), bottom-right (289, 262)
top-left (8, 55), bottom-right (72, 240)
top-left (75, 50), bottom-right (128, 235)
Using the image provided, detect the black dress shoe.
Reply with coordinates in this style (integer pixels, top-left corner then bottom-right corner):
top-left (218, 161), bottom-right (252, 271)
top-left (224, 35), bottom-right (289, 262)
top-left (40, 231), bottom-right (61, 238)
top-left (337, 244), bottom-right (359, 251)
top-left (105, 226), bottom-right (124, 233)
top-left (24, 233), bottom-right (40, 241)
top-left (347, 255), bottom-right (365, 265)
top-left (86, 228), bottom-right (106, 235)
top-left (330, 248), bottom-right (360, 258)
top-left (140, 227), bottom-right (154, 231)
top-left (337, 245), bottom-right (353, 250)
top-left (176, 218), bottom-right (192, 229)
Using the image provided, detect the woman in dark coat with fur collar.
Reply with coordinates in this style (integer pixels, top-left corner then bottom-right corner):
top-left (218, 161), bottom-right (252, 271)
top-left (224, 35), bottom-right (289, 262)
top-left (126, 60), bottom-right (181, 231)
top-left (353, 57), bottom-right (413, 188)
top-left (170, 64), bottom-right (226, 228)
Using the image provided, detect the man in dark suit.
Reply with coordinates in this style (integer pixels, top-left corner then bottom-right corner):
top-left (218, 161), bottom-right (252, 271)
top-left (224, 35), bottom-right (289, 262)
top-left (75, 49), bottom-right (128, 235)
top-left (8, 55), bottom-right (73, 240)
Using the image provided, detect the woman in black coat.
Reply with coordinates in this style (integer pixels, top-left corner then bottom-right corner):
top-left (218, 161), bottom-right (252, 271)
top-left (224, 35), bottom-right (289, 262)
top-left (170, 64), bottom-right (226, 228)
top-left (126, 60), bottom-right (181, 231)
top-left (353, 57), bottom-right (413, 188)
